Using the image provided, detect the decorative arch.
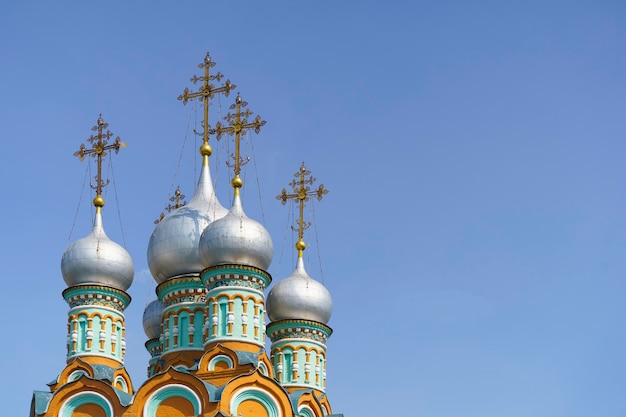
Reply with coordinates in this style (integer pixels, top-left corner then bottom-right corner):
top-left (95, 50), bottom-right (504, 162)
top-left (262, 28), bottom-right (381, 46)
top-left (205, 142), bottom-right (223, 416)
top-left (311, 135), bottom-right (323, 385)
top-left (296, 389), bottom-right (329, 417)
top-left (208, 354), bottom-right (234, 371)
top-left (114, 375), bottom-right (129, 393)
top-left (68, 370), bottom-right (88, 382)
top-left (143, 384), bottom-right (202, 417)
top-left (258, 361), bottom-right (269, 376)
top-left (58, 391), bottom-right (113, 417)
top-left (299, 404), bottom-right (316, 417)
top-left (230, 387), bottom-right (281, 417)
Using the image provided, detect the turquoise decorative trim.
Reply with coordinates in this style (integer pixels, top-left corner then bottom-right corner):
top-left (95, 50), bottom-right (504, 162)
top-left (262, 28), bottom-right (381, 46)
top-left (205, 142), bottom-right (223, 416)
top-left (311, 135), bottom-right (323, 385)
top-left (144, 384), bottom-right (201, 417)
top-left (58, 391), bottom-right (113, 417)
top-left (202, 264), bottom-right (272, 291)
top-left (230, 387), bottom-right (281, 417)
top-left (145, 338), bottom-right (162, 358)
top-left (157, 275), bottom-right (204, 293)
top-left (162, 292), bottom-right (206, 309)
top-left (63, 285), bottom-right (131, 312)
top-left (157, 276), bottom-right (206, 307)
top-left (266, 319), bottom-right (332, 344)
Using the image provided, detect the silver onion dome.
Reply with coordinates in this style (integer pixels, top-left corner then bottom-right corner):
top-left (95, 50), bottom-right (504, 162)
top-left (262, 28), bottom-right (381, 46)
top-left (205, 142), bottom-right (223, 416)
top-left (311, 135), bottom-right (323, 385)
top-left (142, 299), bottom-right (163, 340)
top-left (61, 211), bottom-right (134, 291)
top-left (147, 164), bottom-right (228, 284)
top-left (266, 257), bottom-right (333, 324)
top-left (199, 194), bottom-right (273, 271)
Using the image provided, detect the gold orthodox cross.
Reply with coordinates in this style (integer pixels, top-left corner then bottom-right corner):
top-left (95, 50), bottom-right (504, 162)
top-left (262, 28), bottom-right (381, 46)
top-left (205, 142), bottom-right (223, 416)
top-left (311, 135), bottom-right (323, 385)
top-left (166, 186), bottom-right (187, 211)
top-left (276, 162), bottom-right (329, 256)
top-left (177, 53), bottom-right (236, 155)
top-left (211, 94), bottom-right (266, 191)
top-left (154, 186), bottom-right (187, 224)
top-left (73, 115), bottom-right (126, 208)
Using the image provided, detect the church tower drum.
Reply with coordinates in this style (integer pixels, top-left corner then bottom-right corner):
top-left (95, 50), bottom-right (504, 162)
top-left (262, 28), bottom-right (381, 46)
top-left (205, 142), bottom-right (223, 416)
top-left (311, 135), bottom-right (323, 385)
top-left (198, 93), bottom-right (273, 353)
top-left (266, 163), bottom-right (333, 393)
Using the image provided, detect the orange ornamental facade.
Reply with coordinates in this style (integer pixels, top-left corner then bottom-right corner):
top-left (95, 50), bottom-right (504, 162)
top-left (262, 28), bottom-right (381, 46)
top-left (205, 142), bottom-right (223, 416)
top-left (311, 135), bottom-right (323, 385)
top-left (31, 54), bottom-right (341, 417)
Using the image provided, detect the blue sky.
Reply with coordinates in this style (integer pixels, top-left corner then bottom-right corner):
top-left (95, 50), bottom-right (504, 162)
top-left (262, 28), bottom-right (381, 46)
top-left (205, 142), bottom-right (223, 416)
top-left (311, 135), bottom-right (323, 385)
top-left (1, 1), bottom-right (625, 416)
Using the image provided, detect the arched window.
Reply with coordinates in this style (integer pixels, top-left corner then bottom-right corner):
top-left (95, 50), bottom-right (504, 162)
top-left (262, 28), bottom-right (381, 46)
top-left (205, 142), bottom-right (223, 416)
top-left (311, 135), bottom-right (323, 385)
top-left (68, 370), bottom-right (87, 382)
top-left (143, 384), bottom-right (201, 417)
top-left (230, 387), bottom-right (281, 417)
top-left (58, 392), bottom-right (113, 417)
top-left (208, 355), bottom-right (234, 371)
top-left (298, 405), bottom-right (316, 417)
top-left (258, 362), bottom-right (269, 376)
top-left (114, 376), bottom-right (129, 393)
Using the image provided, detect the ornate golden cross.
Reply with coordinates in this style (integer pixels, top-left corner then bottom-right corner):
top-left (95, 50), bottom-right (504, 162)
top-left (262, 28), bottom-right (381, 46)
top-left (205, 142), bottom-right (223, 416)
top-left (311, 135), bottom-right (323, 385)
top-left (154, 186), bottom-right (187, 224)
top-left (73, 115), bottom-right (126, 208)
top-left (211, 93), bottom-right (266, 192)
top-left (177, 53), bottom-right (236, 156)
top-left (276, 162), bottom-right (329, 256)
top-left (166, 186), bottom-right (187, 211)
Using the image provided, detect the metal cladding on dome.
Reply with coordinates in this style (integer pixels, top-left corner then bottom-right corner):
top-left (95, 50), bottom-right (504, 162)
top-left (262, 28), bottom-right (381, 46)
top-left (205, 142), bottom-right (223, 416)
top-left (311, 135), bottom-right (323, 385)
top-left (61, 212), bottom-right (134, 291)
top-left (266, 257), bottom-right (333, 324)
top-left (199, 194), bottom-right (274, 271)
top-left (147, 163), bottom-right (228, 284)
top-left (142, 299), bottom-right (163, 340)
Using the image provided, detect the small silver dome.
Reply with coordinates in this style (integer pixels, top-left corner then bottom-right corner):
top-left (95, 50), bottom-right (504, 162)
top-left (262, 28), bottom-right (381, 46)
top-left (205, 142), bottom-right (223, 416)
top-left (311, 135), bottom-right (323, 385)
top-left (61, 212), bottom-right (134, 291)
top-left (147, 164), bottom-right (228, 283)
top-left (199, 194), bottom-right (273, 271)
top-left (266, 257), bottom-right (332, 324)
top-left (142, 299), bottom-right (163, 340)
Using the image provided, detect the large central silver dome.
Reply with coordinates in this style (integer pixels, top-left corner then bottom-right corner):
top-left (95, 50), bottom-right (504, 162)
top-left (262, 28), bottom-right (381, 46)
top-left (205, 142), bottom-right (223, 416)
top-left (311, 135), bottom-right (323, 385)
top-left (147, 164), bottom-right (228, 283)
top-left (61, 211), bottom-right (134, 291)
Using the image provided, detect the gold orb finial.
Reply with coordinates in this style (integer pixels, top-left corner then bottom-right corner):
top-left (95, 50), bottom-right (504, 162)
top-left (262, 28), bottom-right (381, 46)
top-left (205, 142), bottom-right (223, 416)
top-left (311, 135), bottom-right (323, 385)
top-left (200, 142), bottom-right (212, 157)
top-left (296, 239), bottom-right (306, 251)
top-left (231, 176), bottom-right (243, 188)
top-left (93, 195), bottom-right (105, 207)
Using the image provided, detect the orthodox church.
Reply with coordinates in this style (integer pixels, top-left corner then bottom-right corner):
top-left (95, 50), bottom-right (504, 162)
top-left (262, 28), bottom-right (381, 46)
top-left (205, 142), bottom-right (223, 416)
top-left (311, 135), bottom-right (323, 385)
top-left (30, 53), bottom-right (342, 417)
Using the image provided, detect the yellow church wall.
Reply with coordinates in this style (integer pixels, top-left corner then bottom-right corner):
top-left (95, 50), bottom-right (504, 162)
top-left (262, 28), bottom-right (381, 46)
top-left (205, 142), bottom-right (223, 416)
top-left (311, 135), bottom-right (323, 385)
top-left (72, 402), bottom-right (107, 417)
top-left (154, 396), bottom-right (196, 417)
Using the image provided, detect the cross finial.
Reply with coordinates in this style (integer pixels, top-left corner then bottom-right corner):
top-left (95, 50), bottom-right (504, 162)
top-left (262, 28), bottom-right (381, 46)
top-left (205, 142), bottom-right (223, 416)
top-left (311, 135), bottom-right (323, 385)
top-left (154, 186), bottom-right (187, 224)
top-left (211, 93), bottom-right (266, 196)
top-left (177, 52), bottom-right (236, 164)
top-left (276, 162), bottom-right (329, 258)
top-left (73, 114), bottom-right (126, 210)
